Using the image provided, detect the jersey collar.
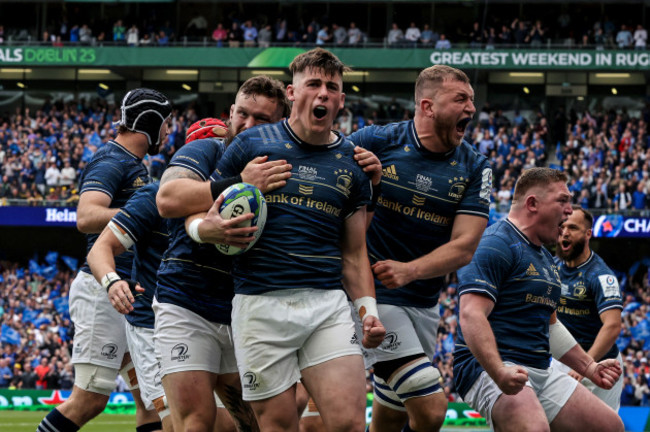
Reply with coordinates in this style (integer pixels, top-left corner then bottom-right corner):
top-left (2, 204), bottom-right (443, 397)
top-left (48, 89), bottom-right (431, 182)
top-left (574, 251), bottom-right (595, 269)
top-left (109, 140), bottom-right (141, 160)
top-left (505, 218), bottom-right (541, 250)
top-left (410, 120), bottom-right (457, 160)
top-left (282, 120), bottom-right (344, 151)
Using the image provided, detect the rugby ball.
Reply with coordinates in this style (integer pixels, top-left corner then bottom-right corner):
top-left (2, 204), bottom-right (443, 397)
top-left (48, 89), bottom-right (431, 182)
top-left (215, 183), bottom-right (267, 256)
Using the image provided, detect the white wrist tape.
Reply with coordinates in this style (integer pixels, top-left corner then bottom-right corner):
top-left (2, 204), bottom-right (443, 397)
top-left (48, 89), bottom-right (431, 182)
top-left (549, 320), bottom-right (578, 359)
top-left (353, 296), bottom-right (379, 321)
top-left (188, 218), bottom-right (204, 244)
top-left (101, 272), bottom-right (120, 291)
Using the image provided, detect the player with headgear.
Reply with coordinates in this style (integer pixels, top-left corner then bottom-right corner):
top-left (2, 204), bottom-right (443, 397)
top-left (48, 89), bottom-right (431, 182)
top-left (37, 88), bottom-right (172, 432)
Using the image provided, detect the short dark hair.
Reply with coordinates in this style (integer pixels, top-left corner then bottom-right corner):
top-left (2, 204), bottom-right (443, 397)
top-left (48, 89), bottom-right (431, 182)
top-left (571, 205), bottom-right (594, 230)
top-left (415, 64), bottom-right (470, 104)
top-left (289, 48), bottom-right (350, 79)
top-left (512, 168), bottom-right (568, 202)
top-left (238, 75), bottom-right (291, 118)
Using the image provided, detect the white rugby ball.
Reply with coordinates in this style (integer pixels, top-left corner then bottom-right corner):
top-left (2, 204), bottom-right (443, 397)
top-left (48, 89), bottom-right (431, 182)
top-left (215, 183), bottom-right (267, 256)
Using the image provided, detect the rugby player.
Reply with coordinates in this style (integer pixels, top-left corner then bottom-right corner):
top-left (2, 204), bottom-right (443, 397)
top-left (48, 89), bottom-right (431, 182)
top-left (453, 168), bottom-right (624, 432)
top-left (348, 64), bottom-right (490, 432)
top-left (553, 206), bottom-right (623, 410)
top-left (37, 88), bottom-right (172, 432)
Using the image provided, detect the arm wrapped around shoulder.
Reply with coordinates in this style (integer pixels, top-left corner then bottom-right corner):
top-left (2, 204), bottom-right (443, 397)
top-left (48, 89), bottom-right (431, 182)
top-left (549, 320), bottom-right (578, 359)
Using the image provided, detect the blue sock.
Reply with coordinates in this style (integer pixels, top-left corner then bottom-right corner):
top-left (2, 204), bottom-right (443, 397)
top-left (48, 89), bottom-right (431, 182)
top-left (37, 408), bottom-right (80, 432)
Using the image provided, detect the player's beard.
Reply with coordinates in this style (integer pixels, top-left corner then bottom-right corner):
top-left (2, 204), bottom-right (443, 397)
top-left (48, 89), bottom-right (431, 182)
top-left (557, 237), bottom-right (586, 262)
top-left (224, 125), bottom-right (236, 146)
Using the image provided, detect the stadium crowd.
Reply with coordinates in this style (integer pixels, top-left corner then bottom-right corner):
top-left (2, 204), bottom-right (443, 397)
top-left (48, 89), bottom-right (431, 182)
top-left (0, 93), bottom-right (649, 407)
top-left (0, 9), bottom-right (648, 49)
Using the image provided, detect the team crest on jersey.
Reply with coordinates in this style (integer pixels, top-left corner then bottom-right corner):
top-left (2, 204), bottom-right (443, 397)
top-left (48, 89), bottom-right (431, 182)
top-left (285, 143), bottom-right (292, 149)
top-left (132, 177), bottom-right (146, 188)
top-left (243, 372), bottom-right (261, 391)
top-left (171, 343), bottom-right (190, 362)
top-left (415, 174), bottom-right (433, 192)
top-left (101, 344), bottom-right (118, 360)
top-left (448, 177), bottom-right (466, 199)
top-left (572, 283), bottom-right (587, 299)
top-left (382, 165), bottom-right (399, 181)
top-left (335, 169), bottom-right (353, 196)
top-left (298, 184), bottom-right (314, 195)
top-left (298, 166), bottom-right (318, 181)
top-left (403, 146), bottom-right (410, 152)
top-left (412, 195), bottom-right (426, 206)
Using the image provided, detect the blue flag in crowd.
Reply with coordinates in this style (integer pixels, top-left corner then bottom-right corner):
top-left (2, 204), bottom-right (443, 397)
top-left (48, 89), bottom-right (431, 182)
top-left (41, 265), bottom-right (58, 281)
top-left (61, 255), bottom-right (78, 272)
top-left (1, 324), bottom-right (21, 346)
top-left (631, 319), bottom-right (650, 342)
top-left (53, 297), bottom-right (69, 317)
top-left (45, 251), bottom-right (59, 266)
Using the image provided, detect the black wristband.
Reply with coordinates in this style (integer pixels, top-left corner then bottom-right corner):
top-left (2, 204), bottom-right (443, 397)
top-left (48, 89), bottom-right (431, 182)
top-left (368, 181), bottom-right (382, 212)
top-left (106, 278), bottom-right (139, 293)
top-left (210, 175), bottom-right (243, 200)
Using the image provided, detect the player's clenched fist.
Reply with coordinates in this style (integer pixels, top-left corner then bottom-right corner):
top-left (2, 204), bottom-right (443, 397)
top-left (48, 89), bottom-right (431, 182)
top-left (362, 315), bottom-right (386, 349)
top-left (495, 365), bottom-right (528, 395)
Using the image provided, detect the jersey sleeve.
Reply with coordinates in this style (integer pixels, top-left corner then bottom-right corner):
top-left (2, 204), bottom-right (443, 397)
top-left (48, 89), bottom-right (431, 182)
top-left (111, 184), bottom-right (160, 244)
top-left (589, 271), bottom-right (623, 314)
top-left (211, 135), bottom-right (251, 181)
top-left (79, 157), bottom-right (125, 199)
top-left (169, 139), bottom-right (225, 180)
top-left (457, 234), bottom-right (513, 303)
top-left (457, 158), bottom-right (492, 219)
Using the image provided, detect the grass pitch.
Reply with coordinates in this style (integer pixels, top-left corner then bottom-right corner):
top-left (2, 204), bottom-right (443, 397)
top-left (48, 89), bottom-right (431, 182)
top-left (0, 411), bottom-right (136, 431)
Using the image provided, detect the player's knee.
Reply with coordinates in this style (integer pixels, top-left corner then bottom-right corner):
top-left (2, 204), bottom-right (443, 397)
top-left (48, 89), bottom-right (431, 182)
top-left (327, 415), bottom-right (365, 432)
top-left (75, 363), bottom-right (118, 397)
top-left (409, 410), bottom-right (445, 432)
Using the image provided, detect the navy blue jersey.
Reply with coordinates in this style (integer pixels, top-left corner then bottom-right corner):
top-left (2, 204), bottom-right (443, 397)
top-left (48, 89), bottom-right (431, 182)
top-left (79, 140), bottom-right (150, 277)
top-left (112, 182), bottom-right (168, 329)
top-left (349, 121), bottom-right (491, 308)
top-left (213, 120), bottom-right (372, 295)
top-left (156, 138), bottom-right (234, 324)
top-left (453, 219), bottom-right (562, 398)
top-left (556, 252), bottom-right (623, 360)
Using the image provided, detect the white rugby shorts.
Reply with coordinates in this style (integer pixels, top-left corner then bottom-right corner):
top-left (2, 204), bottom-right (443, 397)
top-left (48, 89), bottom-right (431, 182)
top-left (153, 298), bottom-right (238, 377)
top-left (232, 288), bottom-right (362, 401)
top-left (125, 322), bottom-right (165, 411)
top-left (70, 271), bottom-right (128, 369)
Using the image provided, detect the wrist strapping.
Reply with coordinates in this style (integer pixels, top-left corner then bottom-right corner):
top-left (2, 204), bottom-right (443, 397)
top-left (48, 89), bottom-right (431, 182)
top-left (549, 320), bottom-right (578, 359)
top-left (210, 175), bottom-right (243, 200)
top-left (101, 272), bottom-right (120, 291)
top-left (353, 296), bottom-right (379, 321)
top-left (188, 218), bottom-right (204, 243)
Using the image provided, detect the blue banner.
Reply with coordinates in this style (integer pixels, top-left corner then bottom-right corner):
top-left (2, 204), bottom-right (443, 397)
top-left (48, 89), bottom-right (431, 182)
top-left (0, 207), bottom-right (77, 227)
top-left (593, 215), bottom-right (650, 238)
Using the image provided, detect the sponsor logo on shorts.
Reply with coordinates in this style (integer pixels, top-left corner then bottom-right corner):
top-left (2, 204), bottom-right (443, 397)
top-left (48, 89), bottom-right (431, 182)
top-left (74, 344), bottom-right (82, 354)
top-left (381, 332), bottom-right (401, 351)
top-left (101, 343), bottom-right (118, 360)
top-left (350, 333), bottom-right (360, 345)
top-left (171, 343), bottom-right (190, 362)
top-left (154, 370), bottom-right (162, 387)
top-left (243, 372), bottom-right (260, 391)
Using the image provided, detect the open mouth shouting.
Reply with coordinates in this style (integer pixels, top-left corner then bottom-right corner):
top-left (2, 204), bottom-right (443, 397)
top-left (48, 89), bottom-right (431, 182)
top-left (313, 105), bottom-right (328, 120)
top-left (456, 117), bottom-right (471, 136)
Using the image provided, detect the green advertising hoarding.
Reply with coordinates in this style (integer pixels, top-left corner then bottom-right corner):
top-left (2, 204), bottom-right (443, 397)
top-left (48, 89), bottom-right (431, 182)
top-left (1, 47), bottom-right (649, 70)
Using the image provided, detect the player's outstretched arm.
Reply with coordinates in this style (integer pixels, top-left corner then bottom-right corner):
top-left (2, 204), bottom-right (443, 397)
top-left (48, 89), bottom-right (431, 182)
top-left (76, 191), bottom-right (119, 234)
top-left (184, 195), bottom-right (257, 247)
top-left (460, 293), bottom-right (528, 395)
top-left (87, 225), bottom-right (144, 315)
top-left (372, 214), bottom-right (486, 289)
top-left (341, 208), bottom-right (385, 348)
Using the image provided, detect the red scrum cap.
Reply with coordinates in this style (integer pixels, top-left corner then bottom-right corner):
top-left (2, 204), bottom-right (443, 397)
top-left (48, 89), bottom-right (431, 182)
top-left (185, 118), bottom-right (228, 144)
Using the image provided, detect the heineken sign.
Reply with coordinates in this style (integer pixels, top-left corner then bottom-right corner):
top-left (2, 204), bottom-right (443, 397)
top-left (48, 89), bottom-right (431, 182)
top-left (0, 47), bottom-right (649, 70)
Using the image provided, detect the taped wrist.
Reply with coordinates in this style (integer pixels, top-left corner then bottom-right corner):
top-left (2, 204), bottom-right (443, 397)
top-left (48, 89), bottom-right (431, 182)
top-left (106, 278), bottom-right (139, 294)
top-left (353, 296), bottom-right (379, 321)
top-left (210, 175), bottom-right (243, 200)
top-left (188, 218), bottom-right (204, 243)
top-left (368, 182), bottom-right (382, 212)
top-left (549, 320), bottom-right (578, 359)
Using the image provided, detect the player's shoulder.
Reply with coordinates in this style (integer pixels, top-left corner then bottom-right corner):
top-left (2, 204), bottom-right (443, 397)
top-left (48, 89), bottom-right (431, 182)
top-left (176, 137), bottom-right (225, 157)
top-left (457, 139), bottom-right (490, 168)
top-left (585, 252), bottom-right (616, 278)
top-left (348, 121), bottom-right (408, 148)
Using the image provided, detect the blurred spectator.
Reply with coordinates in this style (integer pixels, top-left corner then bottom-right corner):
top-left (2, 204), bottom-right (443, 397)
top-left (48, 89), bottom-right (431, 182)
top-left (469, 22), bottom-right (483, 48)
top-left (186, 13), bottom-right (208, 38)
top-left (614, 183), bottom-right (632, 211)
top-left (634, 24), bottom-right (648, 50)
top-left (435, 34), bottom-right (451, 49)
top-left (34, 357), bottom-right (50, 389)
top-left (404, 22), bottom-right (421, 47)
top-left (0, 358), bottom-right (12, 387)
top-left (387, 22), bottom-right (404, 47)
top-left (112, 19), bottom-right (126, 44)
top-left (526, 20), bottom-right (545, 47)
top-left (18, 363), bottom-right (38, 389)
top-left (420, 24), bottom-right (437, 47)
top-left (79, 24), bottom-right (92, 45)
top-left (512, 18), bottom-right (528, 46)
top-left (332, 23), bottom-right (347, 46)
top-left (258, 24), bottom-right (272, 48)
top-left (242, 20), bottom-right (258, 47)
top-left (228, 22), bottom-right (243, 47)
top-left (69, 25), bottom-right (79, 43)
top-left (348, 22), bottom-right (362, 46)
top-left (617, 24), bottom-right (633, 49)
top-left (633, 183), bottom-right (647, 210)
top-left (156, 30), bottom-right (169, 46)
top-left (0, 25), bottom-right (4, 44)
top-left (301, 25), bottom-right (318, 46)
top-left (212, 23), bottom-right (227, 47)
top-left (316, 25), bottom-right (331, 46)
top-left (275, 18), bottom-right (287, 42)
top-left (126, 24), bottom-right (139, 46)
top-left (498, 24), bottom-right (512, 45)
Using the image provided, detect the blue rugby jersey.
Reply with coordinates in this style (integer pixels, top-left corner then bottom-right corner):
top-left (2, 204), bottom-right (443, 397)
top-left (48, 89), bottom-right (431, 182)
top-left (349, 120), bottom-right (491, 308)
top-left (111, 182), bottom-right (168, 329)
top-left (556, 252), bottom-right (623, 360)
top-left (79, 140), bottom-right (150, 277)
top-left (213, 120), bottom-right (372, 296)
top-left (155, 138), bottom-right (234, 324)
top-left (453, 219), bottom-right (562, 398)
